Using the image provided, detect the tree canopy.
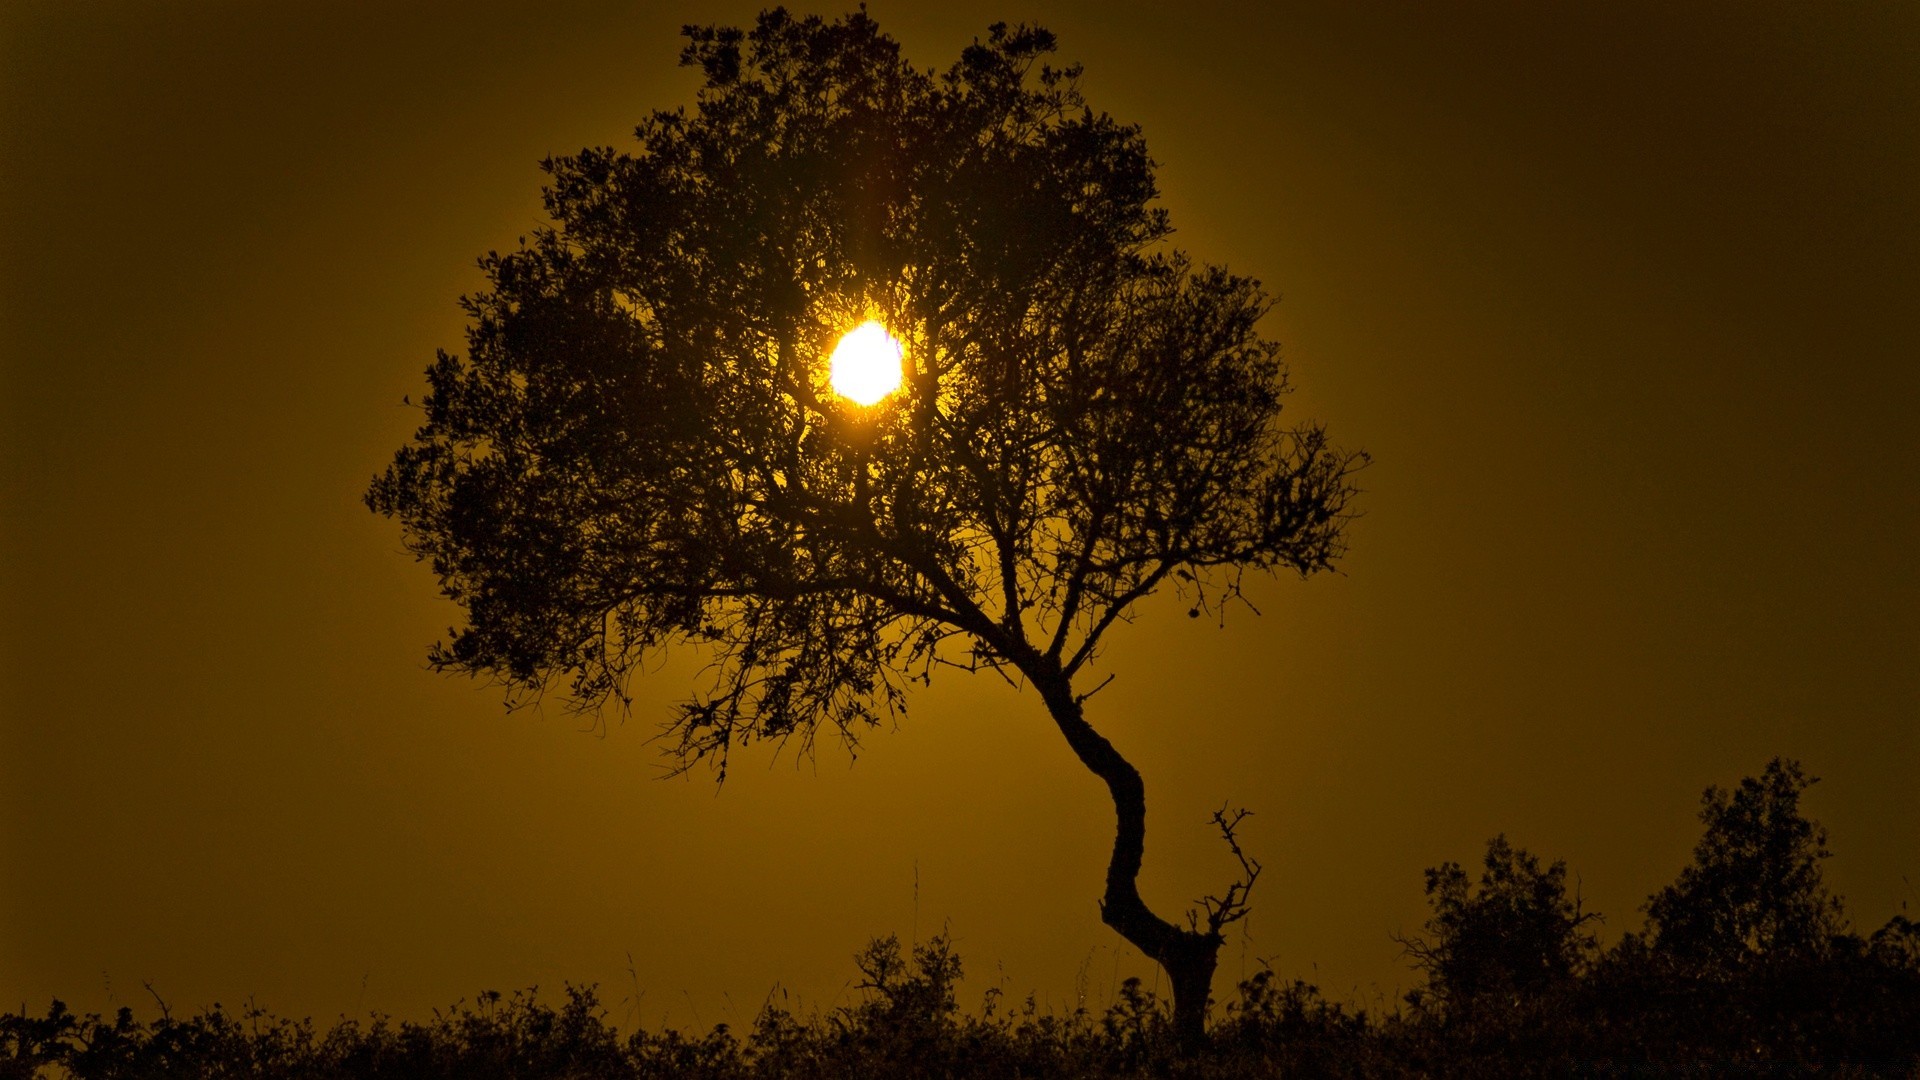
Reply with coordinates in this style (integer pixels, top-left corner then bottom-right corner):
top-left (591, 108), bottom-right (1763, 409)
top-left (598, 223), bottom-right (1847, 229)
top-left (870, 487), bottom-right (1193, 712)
top-left (1644, 757), bottom-right (1847, 972)
top-left (368, 10), bottom-right (1359, 770)
top-left (1402, 835), bottom-right (1601, 1017)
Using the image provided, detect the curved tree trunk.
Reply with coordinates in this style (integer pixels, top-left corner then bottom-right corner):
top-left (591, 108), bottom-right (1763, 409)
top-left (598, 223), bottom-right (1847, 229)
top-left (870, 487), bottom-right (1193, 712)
top-left (1031, 669), bottom-right (1223, 1051)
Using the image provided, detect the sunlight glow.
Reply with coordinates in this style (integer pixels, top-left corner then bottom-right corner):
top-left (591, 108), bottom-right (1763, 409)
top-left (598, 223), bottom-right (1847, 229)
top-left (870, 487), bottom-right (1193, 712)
top-left (827, 321), bottom-right (905, 406)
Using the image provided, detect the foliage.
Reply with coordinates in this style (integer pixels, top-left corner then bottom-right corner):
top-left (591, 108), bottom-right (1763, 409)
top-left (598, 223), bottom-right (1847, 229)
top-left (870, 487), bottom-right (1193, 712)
top-left (0, 942), bottom-right (1335, 1080)
top-left (366, 7), bottom-right (1361, 773)
top-left (1566, 758), bottom-right (1917, 1068)
top-left (1398, 834), bottom-right (1600, 1021)
top-left (1641, 756), bottom-right (1848, 973)
top-left (1392, 760), bottom-right (1920, 1072)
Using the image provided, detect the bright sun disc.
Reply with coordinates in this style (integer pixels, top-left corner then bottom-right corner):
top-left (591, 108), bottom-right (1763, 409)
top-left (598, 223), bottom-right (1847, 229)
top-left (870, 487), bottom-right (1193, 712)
top-left (827, 321), bottom-right (904, 406)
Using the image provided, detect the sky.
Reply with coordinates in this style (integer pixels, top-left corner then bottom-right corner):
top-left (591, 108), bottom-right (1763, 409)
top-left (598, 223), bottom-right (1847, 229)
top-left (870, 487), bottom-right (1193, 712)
top-left (3, 0), bottom-right (1915, 1029)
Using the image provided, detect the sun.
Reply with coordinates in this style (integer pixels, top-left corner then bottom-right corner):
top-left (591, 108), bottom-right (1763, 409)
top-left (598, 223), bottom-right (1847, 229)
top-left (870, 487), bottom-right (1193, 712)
top-left (827, 321), bottom-right (904, 406)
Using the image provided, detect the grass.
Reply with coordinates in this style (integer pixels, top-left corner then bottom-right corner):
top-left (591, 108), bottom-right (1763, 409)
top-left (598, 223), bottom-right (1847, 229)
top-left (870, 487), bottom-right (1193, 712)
top-left (6, 928), bottom-right (1917, 1079)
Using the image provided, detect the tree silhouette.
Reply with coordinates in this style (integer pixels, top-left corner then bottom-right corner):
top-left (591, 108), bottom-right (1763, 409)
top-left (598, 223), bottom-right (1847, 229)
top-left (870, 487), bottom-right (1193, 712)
top-left (1582, 759), bottom-right (1918, 1061)
top-left (367, 9), bottom-right (1363, 1044)
top-left (1643, 757), bottom-right (1847, 975)
top-left (1400, 835), bottom-right (1600, 1020)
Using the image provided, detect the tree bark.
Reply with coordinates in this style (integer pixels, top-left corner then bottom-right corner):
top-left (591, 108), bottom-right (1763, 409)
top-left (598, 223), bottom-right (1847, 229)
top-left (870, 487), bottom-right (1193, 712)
top-left (1031, 668), bottom-right (1223, 1051)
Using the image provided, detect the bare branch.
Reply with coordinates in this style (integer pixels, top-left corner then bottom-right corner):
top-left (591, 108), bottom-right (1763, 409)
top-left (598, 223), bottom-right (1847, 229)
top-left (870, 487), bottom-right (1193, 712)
top-left (1191, 803), bottom-right (1263, 938)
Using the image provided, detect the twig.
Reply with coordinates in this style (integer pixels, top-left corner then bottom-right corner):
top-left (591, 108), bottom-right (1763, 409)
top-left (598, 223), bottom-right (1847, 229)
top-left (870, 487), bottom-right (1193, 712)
top-left (1192, 803), bottom-right (1262, 937)
top-left (142, 980), bottom-right (171, 1023)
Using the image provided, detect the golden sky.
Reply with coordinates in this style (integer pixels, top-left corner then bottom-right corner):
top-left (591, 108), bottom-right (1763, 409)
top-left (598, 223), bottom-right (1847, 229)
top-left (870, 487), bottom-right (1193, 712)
top-left (3, 1), bottom-right (1915, 1027)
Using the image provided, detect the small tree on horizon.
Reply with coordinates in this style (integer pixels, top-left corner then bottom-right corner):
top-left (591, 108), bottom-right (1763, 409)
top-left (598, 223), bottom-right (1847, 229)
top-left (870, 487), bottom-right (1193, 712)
top-left (1642, 757), bottom-right (1847, 975)
top-left (1400, 835), bottom-right (1601, 1021)
top-left (366, 9), bottom-right (1364, 1045)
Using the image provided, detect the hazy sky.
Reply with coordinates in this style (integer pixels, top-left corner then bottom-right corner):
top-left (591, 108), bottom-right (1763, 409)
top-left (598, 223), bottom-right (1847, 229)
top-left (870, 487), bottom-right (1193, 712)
top-left (4, 1), bottom-right (1915, 1028)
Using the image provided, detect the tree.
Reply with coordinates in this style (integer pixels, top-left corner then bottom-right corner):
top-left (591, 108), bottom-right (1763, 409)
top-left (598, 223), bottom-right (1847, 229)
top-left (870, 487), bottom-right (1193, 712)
top-left (1400, 835), bottom-right (1600, 1020)
top-left (1581, 760), bottom-right (1908, 1062)
top-left (366, 9), bottom-right (1363, 1045)
top-left (1643, 757), bottom-right (1846, 974)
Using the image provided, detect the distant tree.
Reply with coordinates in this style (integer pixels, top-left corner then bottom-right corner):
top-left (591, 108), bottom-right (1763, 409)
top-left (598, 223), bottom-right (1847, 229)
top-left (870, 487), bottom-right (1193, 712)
top-left (1577, 759), bottom-right (1920, 1064)
top-left (366, 9), bottom-right (1363, 1046)
top-left (1643, 757), bottom-right (1846, 974)
top-left (1400, 835), bottom-right (1600, 1019)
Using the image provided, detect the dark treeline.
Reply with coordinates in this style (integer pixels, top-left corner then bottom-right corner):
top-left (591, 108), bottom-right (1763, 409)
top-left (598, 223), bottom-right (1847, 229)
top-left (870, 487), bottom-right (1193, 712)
top-left (6, 759), bottom-right (1917, 1078)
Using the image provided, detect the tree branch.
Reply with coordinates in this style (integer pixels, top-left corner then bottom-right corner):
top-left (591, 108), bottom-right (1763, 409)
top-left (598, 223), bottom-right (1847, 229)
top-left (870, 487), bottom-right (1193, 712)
top-left (1192, 803), bottom-right (1261, 938)
top-left (1063, 557), bottom-right (1176, 678)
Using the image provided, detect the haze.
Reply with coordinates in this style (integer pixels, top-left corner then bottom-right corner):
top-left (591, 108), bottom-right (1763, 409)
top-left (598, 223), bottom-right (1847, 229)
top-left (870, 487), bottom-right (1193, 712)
top-left (3, 1), bottom-right (1914, 1029)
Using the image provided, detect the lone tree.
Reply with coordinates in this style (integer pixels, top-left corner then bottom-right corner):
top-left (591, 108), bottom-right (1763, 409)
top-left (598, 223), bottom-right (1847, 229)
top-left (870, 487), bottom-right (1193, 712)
top-left (368, 10), bottom-right (1363, 1044)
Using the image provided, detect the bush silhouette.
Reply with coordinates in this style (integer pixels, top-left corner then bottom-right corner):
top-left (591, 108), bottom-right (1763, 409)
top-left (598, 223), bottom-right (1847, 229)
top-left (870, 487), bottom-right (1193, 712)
top-left (1583, 758), bottom-right (1920, 1066)
top-left (1399, 834), bottom-right (1600, 1021)
top-left (1642, 757), bottom-right (1847, 973)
